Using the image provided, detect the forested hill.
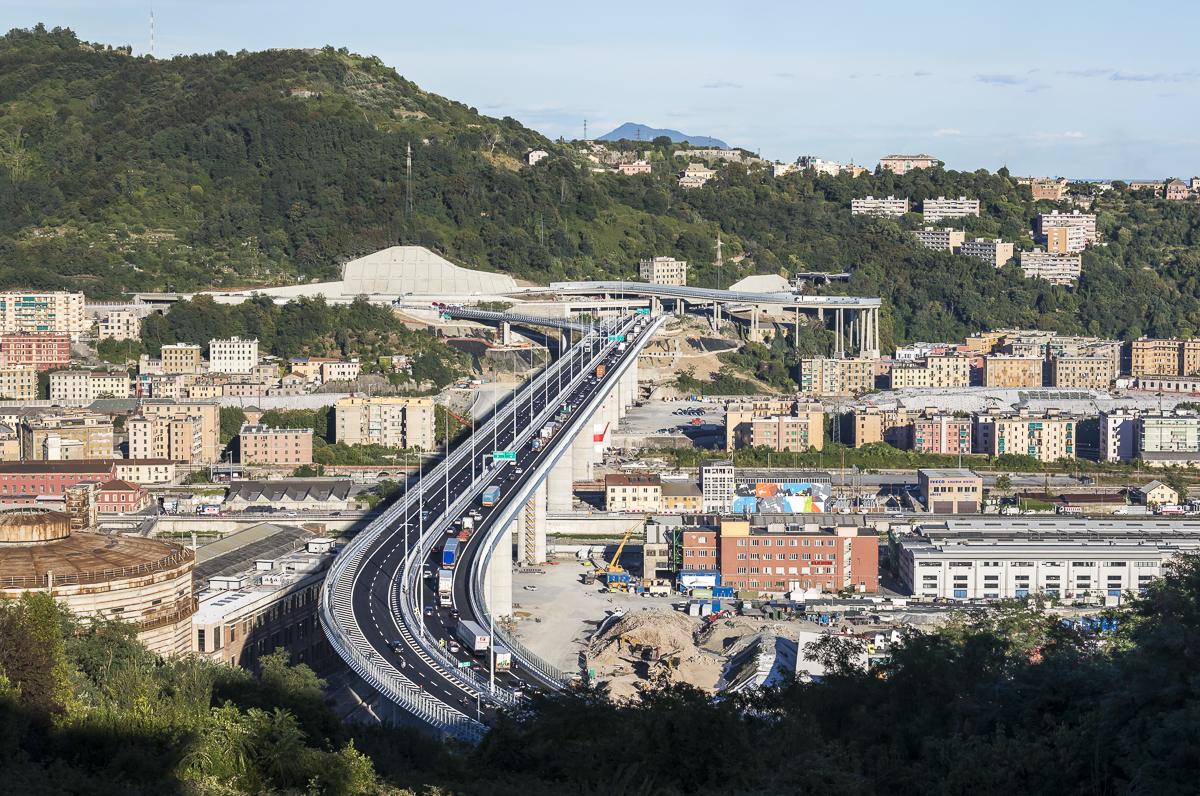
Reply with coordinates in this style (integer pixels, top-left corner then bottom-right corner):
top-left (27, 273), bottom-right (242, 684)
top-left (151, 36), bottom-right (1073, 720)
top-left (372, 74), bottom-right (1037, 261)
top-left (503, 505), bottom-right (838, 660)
top-left (3, 26), bottom-right (1200, 352)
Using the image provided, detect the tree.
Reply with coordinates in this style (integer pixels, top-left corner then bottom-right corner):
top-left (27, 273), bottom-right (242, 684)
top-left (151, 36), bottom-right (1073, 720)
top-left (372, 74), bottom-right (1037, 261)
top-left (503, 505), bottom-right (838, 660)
top-left (995, 473), bottom-right (1013, 496)
top-left (220, 406), bottom-right (248, 444)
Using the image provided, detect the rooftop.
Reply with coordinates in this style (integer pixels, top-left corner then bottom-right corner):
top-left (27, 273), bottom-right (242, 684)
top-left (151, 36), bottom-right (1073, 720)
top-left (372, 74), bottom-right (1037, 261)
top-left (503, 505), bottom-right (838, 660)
top-left (194, 522), bottom-right (318, 584)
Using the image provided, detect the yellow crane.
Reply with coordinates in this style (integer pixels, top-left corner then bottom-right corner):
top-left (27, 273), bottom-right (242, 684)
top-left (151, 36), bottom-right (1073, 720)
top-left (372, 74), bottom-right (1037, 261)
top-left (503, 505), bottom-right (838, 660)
top-left (598, 520), bottom-right (643, 574)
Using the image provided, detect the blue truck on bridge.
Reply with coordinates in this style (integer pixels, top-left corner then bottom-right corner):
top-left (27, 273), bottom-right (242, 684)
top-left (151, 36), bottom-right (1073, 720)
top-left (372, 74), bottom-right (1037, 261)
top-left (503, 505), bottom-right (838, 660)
top-left (443, 538), bottom-right (460, 568)
top-left (481, 485), bottom-right (501, 507)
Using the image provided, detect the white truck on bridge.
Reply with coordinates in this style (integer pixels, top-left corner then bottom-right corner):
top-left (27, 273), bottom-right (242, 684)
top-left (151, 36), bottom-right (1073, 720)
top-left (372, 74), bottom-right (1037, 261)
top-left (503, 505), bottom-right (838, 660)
top-left (455, 619), bottom-right (490, 655)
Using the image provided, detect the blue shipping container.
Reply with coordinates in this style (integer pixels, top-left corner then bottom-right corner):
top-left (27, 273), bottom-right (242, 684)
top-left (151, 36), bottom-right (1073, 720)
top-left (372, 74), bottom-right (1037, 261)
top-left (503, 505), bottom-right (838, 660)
top-left (712, 587), bottom-right (735, 598)
top-left (443, 538), bottom-right (460, 567)
top-left (481, 486), bottom-right (501, 507)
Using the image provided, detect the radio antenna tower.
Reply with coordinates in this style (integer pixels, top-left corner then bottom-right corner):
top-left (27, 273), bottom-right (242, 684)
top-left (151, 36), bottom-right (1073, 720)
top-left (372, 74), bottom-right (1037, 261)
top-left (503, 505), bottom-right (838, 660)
top-left (405, 142), bottom-right (414, 218)
top-left (583, 119), bottom-right (587, 140)
top-left (150, 5), bottom-right (154, 56)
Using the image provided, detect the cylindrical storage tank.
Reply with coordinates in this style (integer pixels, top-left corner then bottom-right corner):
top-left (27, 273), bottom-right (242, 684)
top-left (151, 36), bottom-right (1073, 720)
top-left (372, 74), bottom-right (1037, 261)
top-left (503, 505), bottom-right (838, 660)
top-left (0, 507), bottom-right (72, 544)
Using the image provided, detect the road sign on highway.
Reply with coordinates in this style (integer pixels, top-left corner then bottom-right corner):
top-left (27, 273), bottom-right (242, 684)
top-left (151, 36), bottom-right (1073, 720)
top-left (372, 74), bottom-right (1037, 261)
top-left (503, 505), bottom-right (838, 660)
top-left (493, 451), bottom-right (516, 461)
top-left (459, 661), bottom-right (472, 668)
top-left (608, 334), bottom-right (626, 342)
top-left (635, 308), bottom-right (650, 314)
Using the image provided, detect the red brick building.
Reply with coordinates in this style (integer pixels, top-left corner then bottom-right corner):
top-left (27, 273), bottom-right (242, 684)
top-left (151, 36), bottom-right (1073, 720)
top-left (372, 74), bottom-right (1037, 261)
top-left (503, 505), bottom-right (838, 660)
top-left (680, 528), bottom-right (719, 573)
top-left (0, 331), bottom-right (71, 371)
top-left (716, 518), bottom-right (879, 595)
top-left (0, 461), bottom-right (117, 501)
top-left (97, 479), bottom-right (151, 514)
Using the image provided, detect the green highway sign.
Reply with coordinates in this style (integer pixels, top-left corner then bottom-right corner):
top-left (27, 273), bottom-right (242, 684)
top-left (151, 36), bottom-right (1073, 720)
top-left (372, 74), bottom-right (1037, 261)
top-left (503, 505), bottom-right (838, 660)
top-left (608, 334), bottom-right (626, 342)
top-left (635, 308), bottom-right (650, 314)
top-left (493, 451), bottom-right (516, 461)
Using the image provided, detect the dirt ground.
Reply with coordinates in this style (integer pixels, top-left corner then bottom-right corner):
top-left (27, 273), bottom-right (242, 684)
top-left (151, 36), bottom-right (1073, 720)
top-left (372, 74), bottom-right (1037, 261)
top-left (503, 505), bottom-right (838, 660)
top-left (585, 609), bottom-right (725, 700)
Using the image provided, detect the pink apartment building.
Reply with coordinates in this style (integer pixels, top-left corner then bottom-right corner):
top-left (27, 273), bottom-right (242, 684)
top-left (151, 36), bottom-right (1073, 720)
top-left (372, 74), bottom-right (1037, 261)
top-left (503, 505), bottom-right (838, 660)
top-left (913, 414), bottom-right (972, 455)
top-left (321, 360), bottom-right (361, 383)
top-left (618, 161), bottom-right (652, 175)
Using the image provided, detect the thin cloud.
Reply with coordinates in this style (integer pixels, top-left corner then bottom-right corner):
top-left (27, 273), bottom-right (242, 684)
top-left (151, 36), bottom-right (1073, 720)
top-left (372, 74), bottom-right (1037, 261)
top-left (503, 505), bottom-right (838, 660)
top-left (976, 74), bottom-right (1023, 85)
top-left (1112, 71), bottom-right (1164, 82)
top-left (934, 128), bottom-right (961, 136)
top-left (1064, 131), bottom-right (1084, 138)
top-left (914, 70), bottom-right (932, 76)
top-left (1065, 67), bottom-right (1112, 78)
top-left (773, 72), bottom-right (795, 78)
top-left (849, 72), bottom-right (864, 78)
top-left (702, 81), bottom-right (742, 89)
top-left (1026, 82), bottom-right (1050, 93)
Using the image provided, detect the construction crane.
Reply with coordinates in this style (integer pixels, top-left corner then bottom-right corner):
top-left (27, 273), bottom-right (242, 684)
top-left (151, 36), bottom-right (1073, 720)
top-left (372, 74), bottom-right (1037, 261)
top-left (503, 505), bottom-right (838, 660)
top-left (598, 519), bottom-right (645, 575)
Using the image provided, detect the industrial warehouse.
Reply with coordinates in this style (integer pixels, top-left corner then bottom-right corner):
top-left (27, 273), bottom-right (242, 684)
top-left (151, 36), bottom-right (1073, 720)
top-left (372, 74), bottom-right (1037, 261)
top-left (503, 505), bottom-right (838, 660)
top-left (893, 517), bottom-right (1200, 601)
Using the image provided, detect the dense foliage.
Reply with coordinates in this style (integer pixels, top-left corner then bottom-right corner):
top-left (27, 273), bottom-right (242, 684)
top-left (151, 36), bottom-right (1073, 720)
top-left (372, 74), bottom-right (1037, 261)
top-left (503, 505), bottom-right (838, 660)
top-left (144, 294), bottom-right (468, 386)
top-left (5, 25), bottom-right (1200, 358)
top-left (6, 558), bottom-right (1200, 794)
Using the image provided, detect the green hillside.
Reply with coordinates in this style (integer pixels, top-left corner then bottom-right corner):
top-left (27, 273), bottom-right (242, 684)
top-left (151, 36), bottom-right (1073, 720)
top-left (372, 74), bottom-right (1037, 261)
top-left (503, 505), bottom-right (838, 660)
top-left (3, 25), bottom-right (1200, 354)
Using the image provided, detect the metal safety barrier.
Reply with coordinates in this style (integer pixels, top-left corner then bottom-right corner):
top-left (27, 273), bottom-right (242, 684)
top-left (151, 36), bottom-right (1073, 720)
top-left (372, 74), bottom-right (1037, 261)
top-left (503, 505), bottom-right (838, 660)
top-left (467, 314), bottom-right (666, 690)
top-left (320, 316), bottom-right (629, 741)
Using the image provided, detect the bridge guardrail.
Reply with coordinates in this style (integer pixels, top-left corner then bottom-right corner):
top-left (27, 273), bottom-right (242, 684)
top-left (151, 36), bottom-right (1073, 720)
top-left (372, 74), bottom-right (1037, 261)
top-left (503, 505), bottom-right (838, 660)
top-left (321, 317), bottom-right (625, 740)
top-left (467, 314), bottom-right (662, 689)
top-left (396, 322), bottom-right (616, 697)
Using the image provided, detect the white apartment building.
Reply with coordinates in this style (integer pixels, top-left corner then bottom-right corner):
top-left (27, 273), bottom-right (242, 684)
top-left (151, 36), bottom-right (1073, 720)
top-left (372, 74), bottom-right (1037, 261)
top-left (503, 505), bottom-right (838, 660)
top-left (913, 227), bottom-right (966, 253)
top-left (0, 291), bottom-right (87, 336)
top-left (1036, 211), bottom-right (1097, 246)
top-left (638, 257), bottom-right (688, 286)
top-left (208, 336), bottom-right (259, 374)
top-left (52, 370), bottom-right (131, 401)
top-left (889, 354), bottom-right (970, 389)
top-left (97, 310), bottom-right (140, 342)
top-left (973, 408), bottom-right (1077, 462)
top-left (850, 195), bottom-right (910, 217)
top-left (0, 366), bottom-right (38, 401)
top-left (921, 196), bottom-right (980, 222)
top-left (1021, 250), bottom-right (1082, 284)
top-left (1100, 408), bottom-right (1137, 463)
top-left (770, 162), bottom-right (796, 178)
top-left (1137, 411), bottom-right (1200, 462)
top-left (699, 459), bottom-right (736, 513)
top-left (49, 370), bottom-right (91, 401)
top-left (797, 156), bottom-right (841, 177)
top-left (335, 396), bottom-right (434, 450)
top-left (959, 238), bottom-right (1015, 268)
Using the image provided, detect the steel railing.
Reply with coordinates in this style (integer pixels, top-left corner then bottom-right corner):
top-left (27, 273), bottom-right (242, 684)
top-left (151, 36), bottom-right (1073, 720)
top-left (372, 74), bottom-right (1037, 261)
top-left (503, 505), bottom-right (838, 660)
top-left (467, 315), bottom-right (665, 689)
top-left (320, 316), bottom-right (628, 741)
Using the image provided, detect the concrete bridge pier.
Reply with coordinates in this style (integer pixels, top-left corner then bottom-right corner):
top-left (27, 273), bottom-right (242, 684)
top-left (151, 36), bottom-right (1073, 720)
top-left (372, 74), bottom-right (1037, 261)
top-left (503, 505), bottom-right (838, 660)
top-left (519, 480), bottom-right (547, 564)
top-left (500, 322), bottom-right (512, 347)
top-left (483, 530), bottom-right (513, 621)
top-left (547, 445), bottom-right (574, 512)
top-left (572, 425), bottom-right (594, 481)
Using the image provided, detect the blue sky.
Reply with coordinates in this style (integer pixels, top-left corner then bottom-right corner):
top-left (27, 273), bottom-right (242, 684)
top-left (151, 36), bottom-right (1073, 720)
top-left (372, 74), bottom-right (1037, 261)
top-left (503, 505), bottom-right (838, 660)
top-left (10, 0), bottom-right (1198, 178)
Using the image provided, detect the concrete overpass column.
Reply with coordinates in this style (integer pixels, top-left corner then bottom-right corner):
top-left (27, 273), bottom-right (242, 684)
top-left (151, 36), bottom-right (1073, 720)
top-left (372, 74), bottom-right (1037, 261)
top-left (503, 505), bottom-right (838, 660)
top-left (548, 446), bottom-right (574, 513)
top-left (572, 425), bottom-right (593, 481)
top-left (500, 322), bottom-right (512, 347)
top-left (624, 364), bottom-right (633, 417)
top-left (518, 480), bottom-right (548, 564)
top-left (483, 530), bottom-right (513, 621)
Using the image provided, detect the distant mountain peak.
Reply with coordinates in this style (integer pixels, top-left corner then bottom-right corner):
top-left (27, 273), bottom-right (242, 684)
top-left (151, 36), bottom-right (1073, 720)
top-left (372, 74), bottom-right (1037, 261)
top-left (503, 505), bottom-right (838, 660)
top-left (595, 123), bottom-right (728, 150)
